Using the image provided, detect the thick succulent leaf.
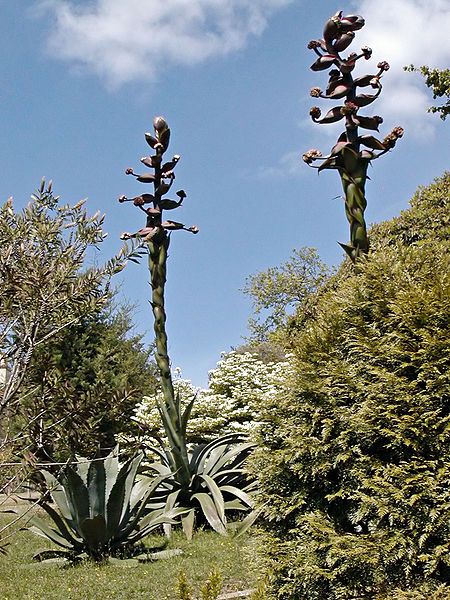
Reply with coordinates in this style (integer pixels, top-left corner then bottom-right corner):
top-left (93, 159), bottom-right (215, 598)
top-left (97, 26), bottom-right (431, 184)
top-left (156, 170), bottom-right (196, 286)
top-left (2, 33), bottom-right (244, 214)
top-left (191, 433), bottom-right (246, 471)
top-left (141, 156), bottom-right (158, 168)
top-left (28, 517), bottom-right (77, 550)
top-left (61, 466), bottom-right (90, 534)
top-left (74, 458), bottom-right (90, 485)
top-left (106, 453), bottom-right (142, 538)
top-left (141, 549), bottom-right (183, 561)
top-left (33, 549), bottom-right (73, 562)
top-left (181, 395), bottom-right (196, 436)
top-left (220, 485), bottom-right (255, 508)
top-left (130, 508), bottom-right (186, 542)
top-left (37, 500), bottom-right (81, 546)
top-left (163, 490), bottom-right (180, 537)
top-left (339, 241), bottom-right (357, 259)
top-left (120, 476), bottom-right (172, 541)
top-left (79, 515), bottom-right (108, 549)
top-left (233, 507), bottom-right (263, 538)
top-left (143, 442), bottom-right (171, 466)
top-left (41, 471), bottom-right (72, 521)
top-left (87, 460), bottom-right (106, 519)
top-left (182, 509), bottom-right (195, 541)
top-left (156, 397), bottom-right (183, 450)
top-left (201, 444), bottom-right (228, 476)
top-left (224, 499), bottom-right (248, 511)
top-left (192, 493), bottom-right (227, 535)
top-left (103, 451), bottom-right (120, 504)
top-left (200, 474), bottom-right (226, 525)
top-left (146, 461), bottom-right (172, 476)
top-left (311, 55), bottom-right (336, 71)
top-left (206, 443), bottom-right (254, 477)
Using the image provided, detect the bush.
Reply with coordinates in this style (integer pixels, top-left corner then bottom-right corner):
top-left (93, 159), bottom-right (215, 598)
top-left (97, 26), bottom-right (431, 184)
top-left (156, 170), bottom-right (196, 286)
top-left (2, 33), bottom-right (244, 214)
top-left (135, 352), bottom-right (291, 445)
top-left (253, 173), bottom-right (450, 599)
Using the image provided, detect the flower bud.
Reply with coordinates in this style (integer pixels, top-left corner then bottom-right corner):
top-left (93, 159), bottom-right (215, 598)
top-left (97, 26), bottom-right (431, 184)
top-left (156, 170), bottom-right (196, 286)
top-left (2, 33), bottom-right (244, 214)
top-left (153, 116), bottom-right (168, 132)
top-left (341, 102), bottom-right (358, 116)
top-left (302, 149), bottom-right (323, 164)
top-left (323, 13), bottom-right (342, 42)
top-left (377, 61), bottom-right (390, 72)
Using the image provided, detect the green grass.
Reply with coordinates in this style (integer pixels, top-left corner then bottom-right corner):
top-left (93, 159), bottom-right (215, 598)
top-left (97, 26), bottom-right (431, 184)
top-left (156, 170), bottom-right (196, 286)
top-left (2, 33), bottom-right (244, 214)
top-left (0, 515), bottom-right (258, 599)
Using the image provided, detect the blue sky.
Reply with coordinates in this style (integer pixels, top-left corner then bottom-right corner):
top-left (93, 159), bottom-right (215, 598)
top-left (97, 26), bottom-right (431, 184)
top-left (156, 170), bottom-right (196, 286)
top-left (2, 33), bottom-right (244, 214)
top-left (1, 0), bottom-right (449, 386)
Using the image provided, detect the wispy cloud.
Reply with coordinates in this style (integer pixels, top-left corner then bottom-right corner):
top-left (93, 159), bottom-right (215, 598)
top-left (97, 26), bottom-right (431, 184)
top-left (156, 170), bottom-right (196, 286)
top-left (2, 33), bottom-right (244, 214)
top-left (37, 0), bottom-right (292, 87)
top-left (351, 0), bottom-right (450, 136)
top-left (255, 150), bottom-right (304, 179)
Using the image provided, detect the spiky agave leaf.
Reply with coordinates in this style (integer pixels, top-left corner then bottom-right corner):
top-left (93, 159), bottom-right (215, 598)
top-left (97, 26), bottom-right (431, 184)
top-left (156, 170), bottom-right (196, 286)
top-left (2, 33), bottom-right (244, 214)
top-left (28, 451), bottom-right (181, 563)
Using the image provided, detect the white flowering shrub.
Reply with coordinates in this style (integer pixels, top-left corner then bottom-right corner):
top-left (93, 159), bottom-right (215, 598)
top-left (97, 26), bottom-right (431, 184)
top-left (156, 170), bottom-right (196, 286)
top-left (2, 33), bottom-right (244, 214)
top-left (133, 351), bottom-right (293, 445)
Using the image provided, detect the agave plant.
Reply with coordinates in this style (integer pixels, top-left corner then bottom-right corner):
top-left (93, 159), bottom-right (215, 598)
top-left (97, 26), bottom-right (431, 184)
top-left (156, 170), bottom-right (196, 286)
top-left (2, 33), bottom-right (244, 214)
top-left (303, 10), bottom-right (403, 261)
top-left (145, 432), bottom-right (257, 540)
top-left (28, 449), bottom-right (183, 563)
top-left (118, 118), bottom-right (258, 537)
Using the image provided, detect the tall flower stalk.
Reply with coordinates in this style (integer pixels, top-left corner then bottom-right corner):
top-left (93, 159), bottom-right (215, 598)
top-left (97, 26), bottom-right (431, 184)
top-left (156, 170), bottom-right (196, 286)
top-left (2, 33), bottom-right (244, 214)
top-left (303, 11), bottom-right (404, 261)
top-left (119, 116), bottom-right (198, 489)
top-left (119, 120), bottom-right (257, 537)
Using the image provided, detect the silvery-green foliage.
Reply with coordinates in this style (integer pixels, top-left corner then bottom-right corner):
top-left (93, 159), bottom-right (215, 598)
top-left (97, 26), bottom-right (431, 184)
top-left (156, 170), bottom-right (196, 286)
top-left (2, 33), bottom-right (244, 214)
top-left (29, 448), bottom-right (182, 563)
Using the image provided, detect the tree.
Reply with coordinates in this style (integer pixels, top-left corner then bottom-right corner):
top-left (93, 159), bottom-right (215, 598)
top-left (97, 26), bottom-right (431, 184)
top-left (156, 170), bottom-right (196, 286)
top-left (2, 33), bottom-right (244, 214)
top-left (134, 351), bottom-right (292, 445)
top-left (0, 180), bottom-right (135, 419)
top-left (20, 301), bottom-right (158, 458)
top-left (243, 247), bottom-right (330, 343)
top-left (252, 173), bottom-right (450, 599)
top-left (405, 65), bottom-right (450, 120)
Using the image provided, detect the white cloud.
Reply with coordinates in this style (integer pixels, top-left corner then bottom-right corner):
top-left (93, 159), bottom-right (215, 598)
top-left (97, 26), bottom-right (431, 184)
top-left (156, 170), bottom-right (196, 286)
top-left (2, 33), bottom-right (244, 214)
top-left (255, 150), bottom-right (304, 179)
top-left (38, 0), bottom-right (292, 87)
top-left (351, 0), bottom-right (450, 136)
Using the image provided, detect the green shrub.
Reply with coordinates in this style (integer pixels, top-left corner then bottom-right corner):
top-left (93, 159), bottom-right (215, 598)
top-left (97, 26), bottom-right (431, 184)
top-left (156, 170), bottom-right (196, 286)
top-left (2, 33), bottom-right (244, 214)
top-left (253, 173), bottom-right (450, 598)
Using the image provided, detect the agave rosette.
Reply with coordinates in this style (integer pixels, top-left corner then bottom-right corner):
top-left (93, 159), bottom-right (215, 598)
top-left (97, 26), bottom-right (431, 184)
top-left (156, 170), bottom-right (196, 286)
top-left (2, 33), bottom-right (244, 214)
top-left (29, 449), bottom-right (184, 563)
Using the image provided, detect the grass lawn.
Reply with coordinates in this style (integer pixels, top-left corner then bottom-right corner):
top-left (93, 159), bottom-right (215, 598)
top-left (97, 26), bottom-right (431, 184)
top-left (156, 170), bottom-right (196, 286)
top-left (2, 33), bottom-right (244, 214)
top-left (0, 513), bottom-right (258, 600)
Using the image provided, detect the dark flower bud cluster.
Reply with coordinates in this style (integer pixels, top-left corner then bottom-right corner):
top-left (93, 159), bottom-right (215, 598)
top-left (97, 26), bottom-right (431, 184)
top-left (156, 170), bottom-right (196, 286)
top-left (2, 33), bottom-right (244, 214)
top-left (118, 117), bottom-right (198, 241)
top-left (303, 10), bottom-right (404, 262)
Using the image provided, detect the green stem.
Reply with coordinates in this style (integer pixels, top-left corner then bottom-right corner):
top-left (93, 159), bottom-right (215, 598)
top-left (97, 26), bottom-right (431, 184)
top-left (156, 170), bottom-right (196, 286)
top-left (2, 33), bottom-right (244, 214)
top-left (339, 157), bottom-right (369, 261)
top-left (147, 237), bottom-right (191, 488)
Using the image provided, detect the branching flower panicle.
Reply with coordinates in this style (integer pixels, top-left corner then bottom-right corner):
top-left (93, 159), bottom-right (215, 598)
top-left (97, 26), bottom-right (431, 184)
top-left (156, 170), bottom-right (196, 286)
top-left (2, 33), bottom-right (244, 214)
top-left (303, 10), bottom-right (404, 261)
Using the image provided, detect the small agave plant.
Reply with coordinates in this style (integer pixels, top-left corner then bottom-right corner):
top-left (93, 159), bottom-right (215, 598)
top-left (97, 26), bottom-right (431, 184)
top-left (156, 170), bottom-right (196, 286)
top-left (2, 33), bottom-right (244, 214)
top-left (303, 10), bottom-right (404, 261)
top-left (146, 432), bottom-right (257, 540)
top-left (119, 117), bottom-right (258, 538)
top-left (28, 449), bottom-right (183, 563)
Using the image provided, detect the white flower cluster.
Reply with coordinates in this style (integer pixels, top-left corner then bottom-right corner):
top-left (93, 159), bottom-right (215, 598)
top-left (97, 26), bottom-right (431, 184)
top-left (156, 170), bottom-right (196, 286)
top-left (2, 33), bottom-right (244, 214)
top-left (133, 351), bottom-right (294, 445)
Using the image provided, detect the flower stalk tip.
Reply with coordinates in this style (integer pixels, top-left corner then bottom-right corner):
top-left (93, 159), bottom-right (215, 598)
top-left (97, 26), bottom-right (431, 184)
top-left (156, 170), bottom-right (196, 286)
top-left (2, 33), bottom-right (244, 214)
top-left (303, 11), bottom-right (403, 262)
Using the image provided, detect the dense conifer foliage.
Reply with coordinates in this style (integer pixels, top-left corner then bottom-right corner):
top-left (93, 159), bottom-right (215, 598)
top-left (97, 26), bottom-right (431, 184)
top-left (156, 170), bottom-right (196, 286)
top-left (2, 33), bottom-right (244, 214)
top-left (253, 173), bottom-right (450, 599)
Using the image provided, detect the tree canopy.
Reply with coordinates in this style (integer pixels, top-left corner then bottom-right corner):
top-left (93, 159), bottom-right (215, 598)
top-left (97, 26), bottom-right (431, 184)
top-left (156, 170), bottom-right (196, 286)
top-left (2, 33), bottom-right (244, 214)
top-left (252, 172), bottom-right (450, 599)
